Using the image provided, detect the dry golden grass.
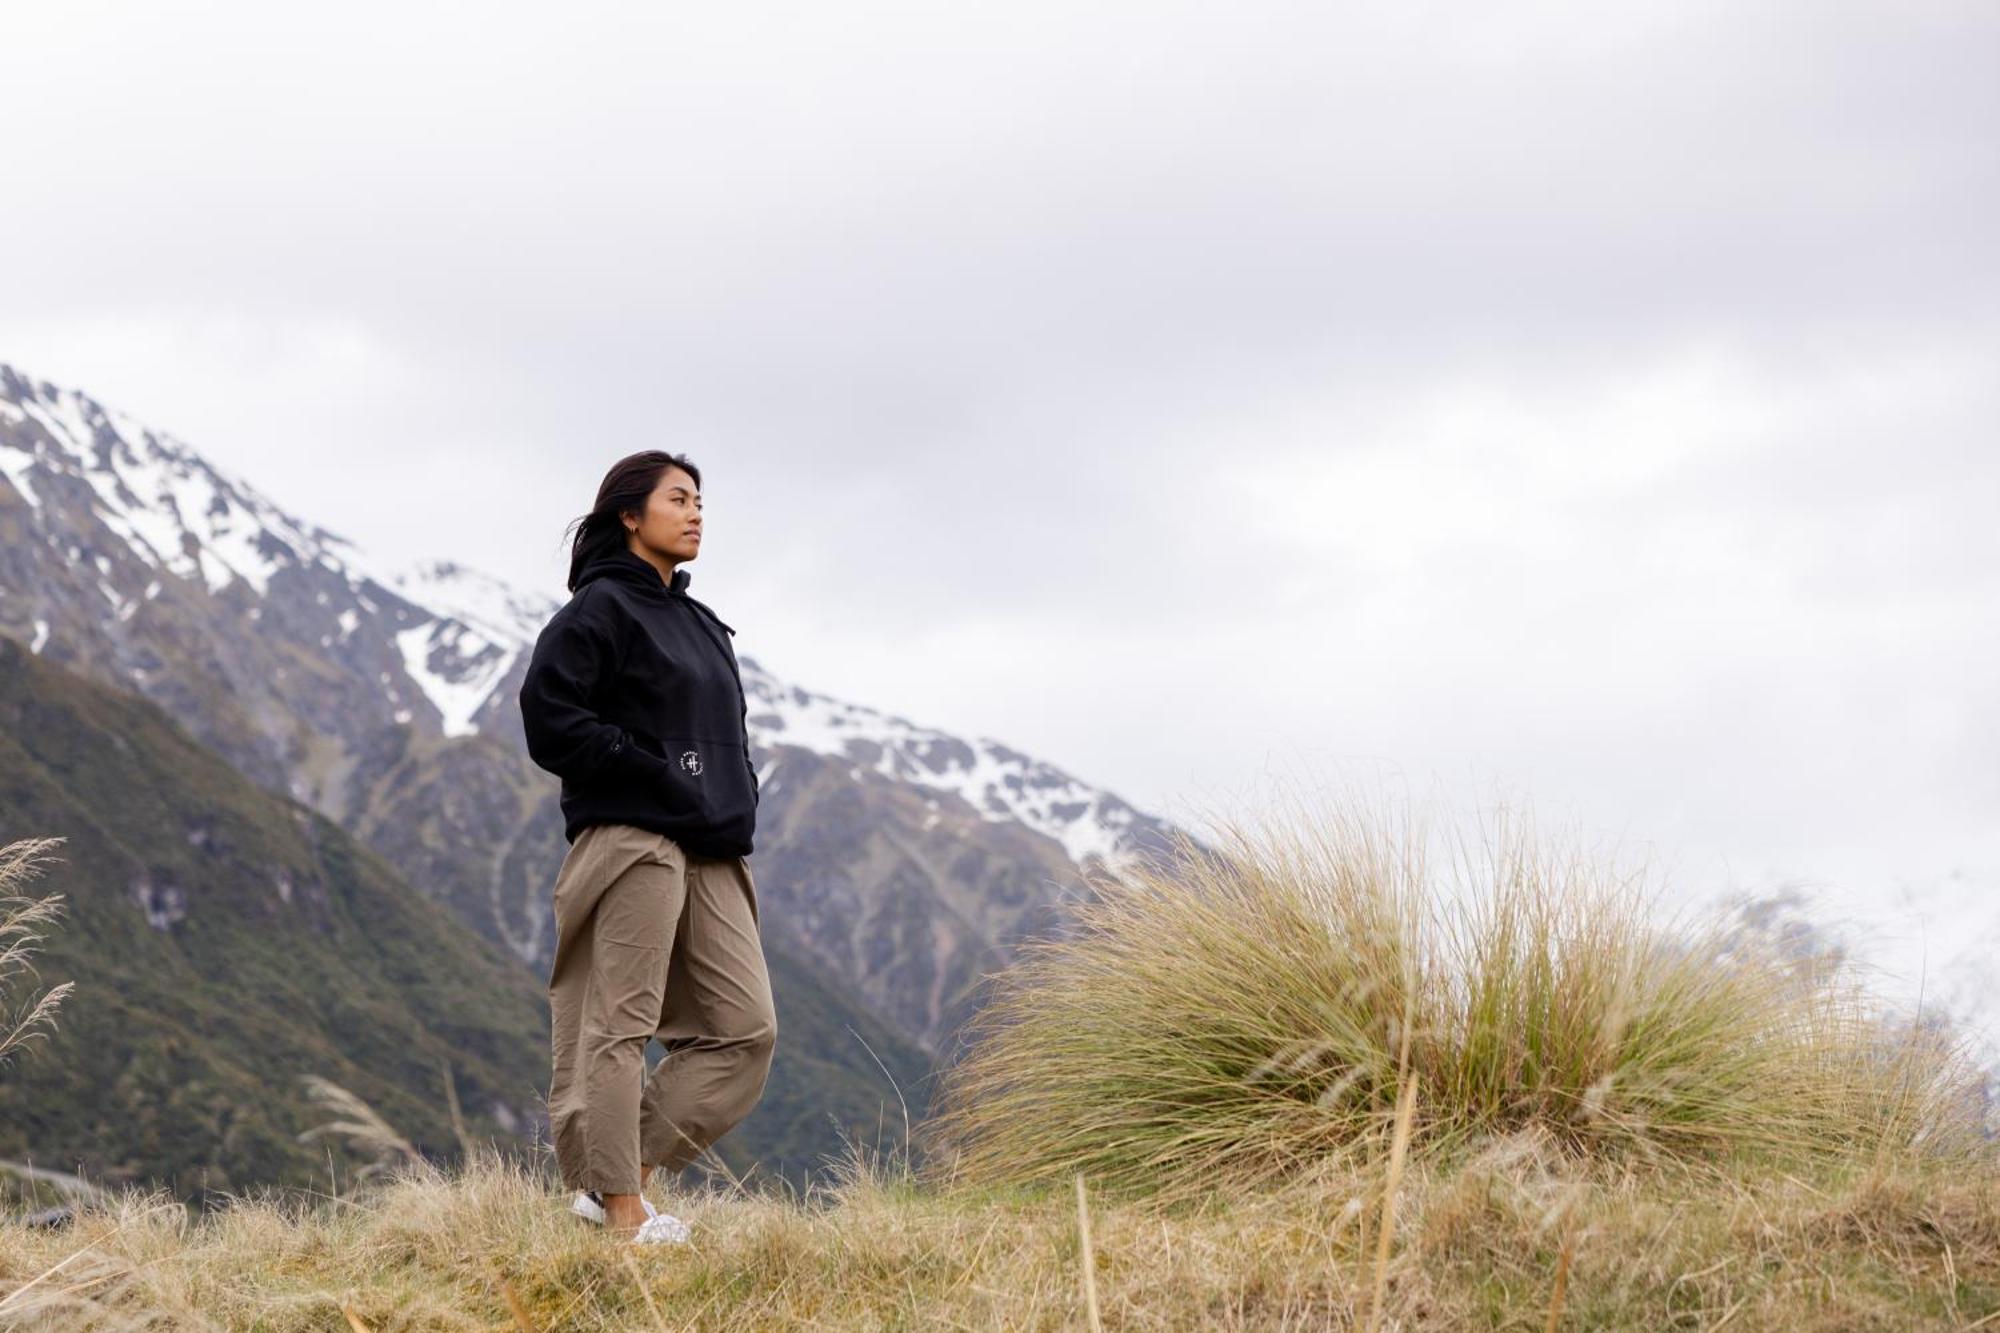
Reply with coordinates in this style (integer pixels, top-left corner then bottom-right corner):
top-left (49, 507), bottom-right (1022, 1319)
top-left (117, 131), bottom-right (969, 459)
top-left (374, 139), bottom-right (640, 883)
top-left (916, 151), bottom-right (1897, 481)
top-left (1, 1138), bottom-right (1998, 1329)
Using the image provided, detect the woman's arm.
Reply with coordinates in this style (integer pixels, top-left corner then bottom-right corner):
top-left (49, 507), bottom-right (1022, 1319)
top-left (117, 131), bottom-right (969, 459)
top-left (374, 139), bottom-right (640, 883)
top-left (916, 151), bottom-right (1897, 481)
top-left (518, 587), bottom-right (661, 786)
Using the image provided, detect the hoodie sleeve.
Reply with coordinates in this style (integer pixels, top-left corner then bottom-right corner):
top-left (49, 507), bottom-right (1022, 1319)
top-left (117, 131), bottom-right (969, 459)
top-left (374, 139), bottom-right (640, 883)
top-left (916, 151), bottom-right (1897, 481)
top-left (518, 587), bottom-right (660, 786)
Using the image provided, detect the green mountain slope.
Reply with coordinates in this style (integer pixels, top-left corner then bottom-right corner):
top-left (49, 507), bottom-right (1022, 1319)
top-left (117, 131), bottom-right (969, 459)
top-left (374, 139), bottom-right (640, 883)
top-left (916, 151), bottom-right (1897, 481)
top-left (0, 636), bottom-right (552, 1204)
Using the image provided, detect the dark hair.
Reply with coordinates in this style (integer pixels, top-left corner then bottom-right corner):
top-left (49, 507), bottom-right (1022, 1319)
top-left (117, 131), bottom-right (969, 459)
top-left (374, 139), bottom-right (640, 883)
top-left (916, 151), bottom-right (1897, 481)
top-left (562, 451), bottom-right (702, 592)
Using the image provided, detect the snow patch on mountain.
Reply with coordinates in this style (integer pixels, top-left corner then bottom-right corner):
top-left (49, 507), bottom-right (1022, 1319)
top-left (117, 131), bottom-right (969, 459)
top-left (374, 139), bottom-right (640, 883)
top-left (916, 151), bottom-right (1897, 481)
top-left (394, 618), bottom-right (519, 736)
top-left (381, 559), bottom-right (556, 648)
top-left (739, 659), bottom-right (1149, 869)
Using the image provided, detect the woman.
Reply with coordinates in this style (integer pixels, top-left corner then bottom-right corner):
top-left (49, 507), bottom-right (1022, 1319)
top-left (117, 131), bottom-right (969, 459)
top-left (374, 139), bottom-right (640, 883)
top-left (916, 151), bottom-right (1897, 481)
top-left (518, 450), bottom-right (777, 1244)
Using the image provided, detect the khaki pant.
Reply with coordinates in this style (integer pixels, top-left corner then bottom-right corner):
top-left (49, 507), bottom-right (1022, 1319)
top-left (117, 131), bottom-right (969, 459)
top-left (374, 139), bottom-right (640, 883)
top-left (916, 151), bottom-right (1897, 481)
top-left (546, 822), bottom-right (777, 1194)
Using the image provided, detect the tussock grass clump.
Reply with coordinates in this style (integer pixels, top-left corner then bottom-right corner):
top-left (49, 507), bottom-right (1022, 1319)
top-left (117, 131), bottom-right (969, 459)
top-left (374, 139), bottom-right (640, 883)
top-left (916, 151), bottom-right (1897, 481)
top-left (919, 790), bottom-right (1989, 1202)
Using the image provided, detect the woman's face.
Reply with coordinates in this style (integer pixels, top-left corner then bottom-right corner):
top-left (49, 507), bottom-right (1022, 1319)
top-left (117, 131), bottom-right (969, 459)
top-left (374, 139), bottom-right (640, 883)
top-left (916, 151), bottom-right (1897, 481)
top-left (628, 466), bottom-right (702, 563)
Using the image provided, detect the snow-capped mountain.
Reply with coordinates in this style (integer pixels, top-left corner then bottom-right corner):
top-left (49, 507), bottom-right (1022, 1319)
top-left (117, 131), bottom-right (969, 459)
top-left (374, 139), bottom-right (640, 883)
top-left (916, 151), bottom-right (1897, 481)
top-left (0, 364), bottom-right (1165, 872)
top-left (0, 362), bottom-right (1180, 1050)
top-left (743, 674), bottom-right (1158, 871)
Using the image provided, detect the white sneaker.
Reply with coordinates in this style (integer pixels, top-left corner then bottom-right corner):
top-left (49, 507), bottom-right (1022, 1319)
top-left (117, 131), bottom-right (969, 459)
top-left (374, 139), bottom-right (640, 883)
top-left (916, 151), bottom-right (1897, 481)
top-left (632, 1211), bottom-right (691, 1245)
top-left (570, 1190), bottom-right (659, 1225)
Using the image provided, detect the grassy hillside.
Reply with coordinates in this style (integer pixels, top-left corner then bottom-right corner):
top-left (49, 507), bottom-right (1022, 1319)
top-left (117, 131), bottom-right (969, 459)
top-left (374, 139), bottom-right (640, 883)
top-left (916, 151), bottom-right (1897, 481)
top-left (7, 745), bottom-right (1992, 1327)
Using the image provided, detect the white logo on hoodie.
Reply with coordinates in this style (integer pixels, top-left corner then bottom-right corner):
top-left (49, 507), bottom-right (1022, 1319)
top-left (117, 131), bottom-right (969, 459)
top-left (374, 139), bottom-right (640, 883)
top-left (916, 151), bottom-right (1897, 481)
top-left (679, 750), bottom-right (704, 776)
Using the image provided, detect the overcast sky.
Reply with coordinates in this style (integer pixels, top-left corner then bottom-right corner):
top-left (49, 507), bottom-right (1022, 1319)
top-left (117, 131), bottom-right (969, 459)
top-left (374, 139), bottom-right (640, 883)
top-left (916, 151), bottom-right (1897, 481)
top-left (4, 2), bottom-right (1995, 980)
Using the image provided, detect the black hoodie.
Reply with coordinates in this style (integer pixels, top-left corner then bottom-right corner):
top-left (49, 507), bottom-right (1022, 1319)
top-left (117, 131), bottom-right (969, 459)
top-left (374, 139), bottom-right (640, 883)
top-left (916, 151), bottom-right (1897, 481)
top-left (518, 548), bottom-right (759, 856)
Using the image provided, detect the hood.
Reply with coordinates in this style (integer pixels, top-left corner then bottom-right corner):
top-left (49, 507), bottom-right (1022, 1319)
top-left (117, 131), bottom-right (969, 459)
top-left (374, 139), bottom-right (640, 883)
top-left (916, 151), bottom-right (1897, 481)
top-left (576, 549), bottom-right (691, 599)
top-left (575, 548), bottom-right (737, 637)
